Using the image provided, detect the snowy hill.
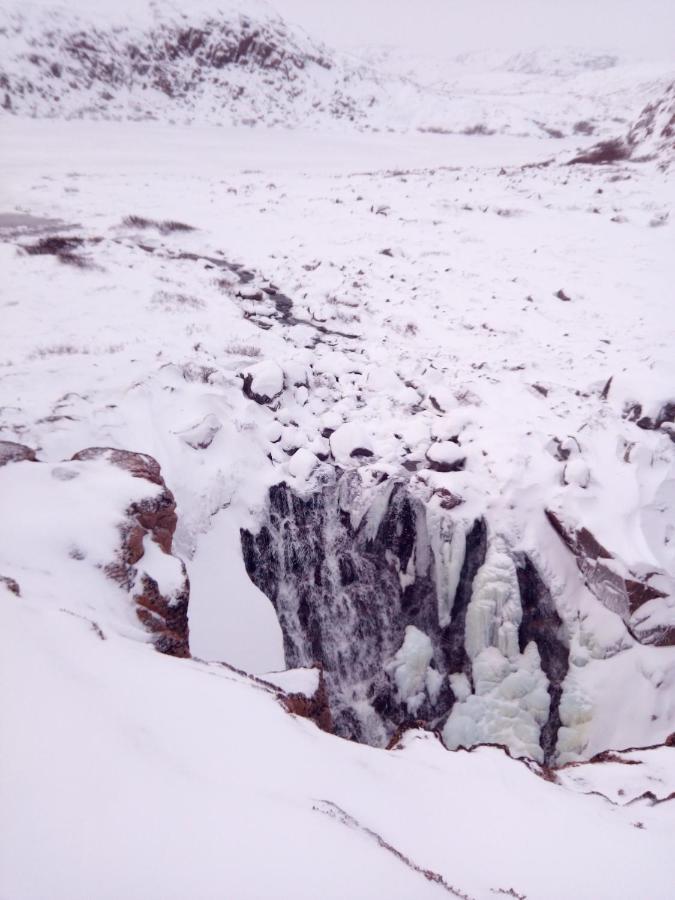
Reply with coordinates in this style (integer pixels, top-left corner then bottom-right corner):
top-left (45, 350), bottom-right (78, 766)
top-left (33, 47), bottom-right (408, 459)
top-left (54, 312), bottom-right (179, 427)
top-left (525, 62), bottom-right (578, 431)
top-left (3, 1), bottom-right (674, 142)
top-left (0, 0), bottom-right (385, 127)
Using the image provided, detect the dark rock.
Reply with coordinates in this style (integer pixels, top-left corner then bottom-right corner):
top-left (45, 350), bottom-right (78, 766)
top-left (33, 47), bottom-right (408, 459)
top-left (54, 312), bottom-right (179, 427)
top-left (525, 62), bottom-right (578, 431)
top-left (0, 441), bottom-right (37, 467)
top-left (242, 371), bottom-right (284, 405)
top-left (568, 138), bottom-right (631, 165)
top-left (0, 574), bottom-right (21, 596)
top-left (546, 509), bottom-right (668, 641)
top-left (516, 554), bottom-right (569, 765)
top-left (241, 477), bottom-right (449, 743)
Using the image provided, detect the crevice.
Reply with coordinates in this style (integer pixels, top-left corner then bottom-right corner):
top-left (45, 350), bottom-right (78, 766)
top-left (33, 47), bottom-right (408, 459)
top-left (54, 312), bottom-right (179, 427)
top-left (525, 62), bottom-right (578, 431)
top-left (242, 475), bottom-right (566, 760)
top-left (439, 518), bottom-right (487, 679)
top-left (515, 554), bottom-right (570, 764)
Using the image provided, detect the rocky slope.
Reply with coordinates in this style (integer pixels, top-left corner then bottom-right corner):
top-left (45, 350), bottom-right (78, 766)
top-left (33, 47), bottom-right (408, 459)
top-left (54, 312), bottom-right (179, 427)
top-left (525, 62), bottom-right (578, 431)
top-left (3, 1), bottom-right (674, 142)
top-left (569, 80), bottom-right (675, 169)
top-left (0, 0), bottom-right (427, 128)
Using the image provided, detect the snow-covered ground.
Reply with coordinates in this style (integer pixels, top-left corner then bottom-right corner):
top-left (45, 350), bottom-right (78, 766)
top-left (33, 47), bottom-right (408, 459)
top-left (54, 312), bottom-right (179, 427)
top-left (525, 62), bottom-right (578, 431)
top-left (1, 1), bottom-right (674, 895)
top-left (2, 110), bottom-right (674, 897)
top-left (3, 586), bottom-right (675, 900)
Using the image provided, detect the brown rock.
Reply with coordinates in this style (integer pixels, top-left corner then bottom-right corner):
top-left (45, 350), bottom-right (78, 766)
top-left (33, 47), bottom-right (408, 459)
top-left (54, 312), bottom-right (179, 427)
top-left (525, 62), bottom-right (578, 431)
top-left (545, 509), bottom-right (668, 642)
top-left (71, 446), bottom-right (164, 485)
top-left (282, 667), bottom-right (333, 734)
top-left (0, 441), bottom-right (37, 467)
top-left (76, 447), bottom-right (189, 657)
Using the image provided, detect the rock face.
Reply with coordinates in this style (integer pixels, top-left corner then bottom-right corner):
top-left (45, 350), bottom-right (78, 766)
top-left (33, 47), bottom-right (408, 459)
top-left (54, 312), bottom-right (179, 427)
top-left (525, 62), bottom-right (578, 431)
top-left (72, 448), bottom-right (190, 657)
top-left (0, 440), bottom-right (37, 467)
top-left (0, 4), bottom-right (381, 128)
top-left (241, 472), bottom-right (569, 760)
top-left (545, 509), bottom-right (673, 646)
top-left (0, 443), bottom-right (189, 656)
top-left (279, 667), bottom-right (333, 734)
top-left (569, 81), bottom-right (675, 168)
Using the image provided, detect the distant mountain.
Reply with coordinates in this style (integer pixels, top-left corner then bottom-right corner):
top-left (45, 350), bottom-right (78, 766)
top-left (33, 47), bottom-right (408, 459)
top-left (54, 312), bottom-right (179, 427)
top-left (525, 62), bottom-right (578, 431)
top-left (3, 1), bottom-right (674, 142)
top-left (0, 1), bottom-right (418, 128)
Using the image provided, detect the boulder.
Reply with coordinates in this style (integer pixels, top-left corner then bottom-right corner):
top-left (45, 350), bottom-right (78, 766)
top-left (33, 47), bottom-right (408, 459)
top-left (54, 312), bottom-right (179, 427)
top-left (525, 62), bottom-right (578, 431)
top-left (425, 441), bottom-right (466, 473)
top-left (72, 447), bottom-right (189, 657)
top-left (0, 441), bottom-right (37, 467)
top-left (241, 360), bottom-right (285, 405)
top-left (329, 421), bottom-right (374, 466)
top-left (545, 509), bottom-right (671, 644)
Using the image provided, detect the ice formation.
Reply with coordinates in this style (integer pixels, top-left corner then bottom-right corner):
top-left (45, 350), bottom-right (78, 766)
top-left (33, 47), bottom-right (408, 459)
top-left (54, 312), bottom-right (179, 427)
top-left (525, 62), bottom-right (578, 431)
top-left (444, 538), bottom-right (551, 761)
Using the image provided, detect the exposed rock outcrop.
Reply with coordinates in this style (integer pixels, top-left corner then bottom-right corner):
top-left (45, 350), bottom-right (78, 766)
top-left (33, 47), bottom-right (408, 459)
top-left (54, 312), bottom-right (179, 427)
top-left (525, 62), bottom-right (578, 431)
top-left (545, 509), bottom-right (673, 646)
top-left (0, 4), bottom-right (378, 129)
top-left (281, 667), bottom-right (333, 734)
top-left (71, 447), bottom-right (190, 657)
top-left (242, 473), bottom-right (569, 760)
top-left (0, 574), bottom-right (21, 596)
top-left (569, 81), bottom-right (675, 168)
top-left (0, 440), bottom-right (37, 466)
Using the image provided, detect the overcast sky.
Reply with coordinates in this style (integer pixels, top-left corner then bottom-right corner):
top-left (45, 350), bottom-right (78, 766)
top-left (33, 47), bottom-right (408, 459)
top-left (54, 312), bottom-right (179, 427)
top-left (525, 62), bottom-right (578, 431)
top-left (273, 0), bottom-right (675, 58)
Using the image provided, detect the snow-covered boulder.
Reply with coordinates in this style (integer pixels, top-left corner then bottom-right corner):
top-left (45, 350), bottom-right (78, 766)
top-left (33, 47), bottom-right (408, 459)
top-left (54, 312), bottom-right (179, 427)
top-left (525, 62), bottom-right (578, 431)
top-left (176, 414), bottom-right (222, 450)
top-left (242, 360), bottom-right (285, 405)
top-left (563, 457), bottom-right (590, 488)
top-left (425, 440), bottom-right (466, 472)
top-left (0, 446), bottom-right (190, 657)
top-left (287, 447), bottom-right (320, 483)
top-left (329, 421), bottom-right (374, 466)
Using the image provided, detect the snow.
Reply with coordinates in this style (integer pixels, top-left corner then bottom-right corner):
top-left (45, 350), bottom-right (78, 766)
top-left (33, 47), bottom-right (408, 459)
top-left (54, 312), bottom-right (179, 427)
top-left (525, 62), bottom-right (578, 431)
top-left (0, 2), bottom-right (674, 892)
top-left (2, 598), bottom-right (675, 900)
top-left (287, 447), bottom-right (320, 483)
top-left (1, 99), bottom-right (673, 762)
top-left (187, 507), bottom-right (285, 672)
top-left (263, 666), bottom-right (320, 696)
top-left (426, 440), bottom-right (466, 470)
top-left (330, 421), bottom-right (374, 466)
top-left (242, 360), bottom-right (285, 403)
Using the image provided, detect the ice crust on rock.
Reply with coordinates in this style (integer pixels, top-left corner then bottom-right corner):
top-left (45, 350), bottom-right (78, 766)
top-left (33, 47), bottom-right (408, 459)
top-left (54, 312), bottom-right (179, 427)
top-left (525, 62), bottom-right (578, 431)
top-left (443, 538), bottom-right (551, 761)
top-left (431, 516), bottom-right (467, 628)
top-left (556, 669), bottom-right (594, 763)
top-left (465, 538), bottom-right (523, 662)
top-left (386, 625), bottom-right (435, 715)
